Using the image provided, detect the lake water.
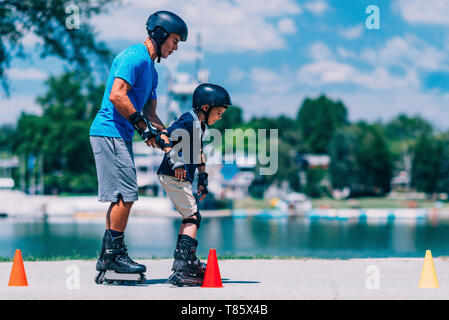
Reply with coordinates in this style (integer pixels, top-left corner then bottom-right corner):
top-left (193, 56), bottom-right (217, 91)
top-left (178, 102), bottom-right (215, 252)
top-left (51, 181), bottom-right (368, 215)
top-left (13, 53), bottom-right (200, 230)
top-left (1, 215), bottom-right (449, 260)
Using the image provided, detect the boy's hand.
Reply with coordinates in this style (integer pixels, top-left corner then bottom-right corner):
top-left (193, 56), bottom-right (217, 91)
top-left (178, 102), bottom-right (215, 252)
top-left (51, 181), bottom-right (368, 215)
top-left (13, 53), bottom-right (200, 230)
top-left (174, 168), bottom-right (186, 180)
top-left (197, 172), bottom-right (208, 201)
top-left (197, 185), bottom-right (207, 201)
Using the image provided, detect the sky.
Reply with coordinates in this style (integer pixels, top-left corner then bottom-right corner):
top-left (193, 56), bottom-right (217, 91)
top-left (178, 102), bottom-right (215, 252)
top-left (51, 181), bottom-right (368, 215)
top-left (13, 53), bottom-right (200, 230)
top-left (1, 0), bottom-right (449, 129)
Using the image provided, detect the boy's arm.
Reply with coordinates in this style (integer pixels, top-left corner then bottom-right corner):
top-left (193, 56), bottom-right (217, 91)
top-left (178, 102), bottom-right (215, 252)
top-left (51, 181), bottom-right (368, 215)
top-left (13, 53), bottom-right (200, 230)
top-left (197, 152), bottom-right (208, 201)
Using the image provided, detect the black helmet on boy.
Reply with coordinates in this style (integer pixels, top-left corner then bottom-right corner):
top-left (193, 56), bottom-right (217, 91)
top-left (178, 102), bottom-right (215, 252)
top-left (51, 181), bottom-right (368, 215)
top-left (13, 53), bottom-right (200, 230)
top-left (192, 83), bottom-right (232, 125)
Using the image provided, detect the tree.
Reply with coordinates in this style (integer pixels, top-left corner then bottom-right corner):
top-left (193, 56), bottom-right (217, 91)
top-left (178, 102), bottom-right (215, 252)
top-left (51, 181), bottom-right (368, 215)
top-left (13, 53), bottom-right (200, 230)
top-left (297, 94), bottom-right (348, 154)
top-left (0, 124), bottom-right (16, 153)
top-left (0, 0), bottom-right (117, 93)
top-left (384, 114), bottom-right (433, 142)
top-left (437, 135), bottom-right (449, 194)
top-left (329, 126), bottom-right (358, 191)
top-left (354, 123), bottom-right (393, 196)
top-left (411, 134), bottom-right (442, 195)
top-left (13, 71), bottom-right (104, 193)
top-left (209, 105), bottom-right (243, 133)
top-left (328, 123), bottom-right (393, 196)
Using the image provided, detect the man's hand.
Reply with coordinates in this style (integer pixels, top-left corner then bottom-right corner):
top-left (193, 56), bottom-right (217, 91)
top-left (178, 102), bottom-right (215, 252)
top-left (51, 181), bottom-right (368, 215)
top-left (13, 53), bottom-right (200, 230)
top-left (145, 137), bottom-right (157, 148)
top-left (129, 112), bottom-right (158, 143)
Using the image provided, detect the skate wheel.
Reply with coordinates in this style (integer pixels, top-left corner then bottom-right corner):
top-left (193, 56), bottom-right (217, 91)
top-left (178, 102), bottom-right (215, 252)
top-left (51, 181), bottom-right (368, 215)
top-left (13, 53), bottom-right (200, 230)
top-left (95, 271), bottom-right (105, 284)
top-left (138, 274), bottom-right (146, 284)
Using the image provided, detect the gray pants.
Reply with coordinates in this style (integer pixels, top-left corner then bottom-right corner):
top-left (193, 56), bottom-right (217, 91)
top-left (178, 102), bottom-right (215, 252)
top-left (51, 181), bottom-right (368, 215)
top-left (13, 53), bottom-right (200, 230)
top-left (158, 174), bottom-right (198, 218)
top-left (90, 136), bottom-right (138, 202)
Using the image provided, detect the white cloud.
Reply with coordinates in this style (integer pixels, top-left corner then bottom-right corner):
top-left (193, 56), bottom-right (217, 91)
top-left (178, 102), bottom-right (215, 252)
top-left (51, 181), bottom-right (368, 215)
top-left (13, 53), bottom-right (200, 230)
top-left (0, 96), bottom-right (41, 125)
top-left (304, 1), bottom-right (328, 15)
top-left (232, 91), bottom-right (305, 120)
top-left (339, 25), bottom-right (363, 40)
top-left (334, 89), bottom-right (449, 130)
top-left (298, 60), bottom-right (353, 85)
top-left (250, 66), bottom-right (295, 94)
top-left (277, 18), bottom-right (297, 35)
top-left (308, 42), bottom-right (332, 61)
top-left (228, 67), bottom-right (246, 83)
top-left (19, 33), bottom-right (43, 47)
top-left (394, 0), bottom-right (449, 25)
top-left (234, 0), bottom-right (302, 17)
top-left (336, 47), bottom-right (356, 59)
top-left (360, 35), bottom-right (449, 71)
top-left (91, 0), bottom-right (302, 53)
top-left (7, 68), bottom-right (48, 81)
top-left (250, 67), bottom-right (281, 84)
top-left (298, 60), bottom-right (419, 90)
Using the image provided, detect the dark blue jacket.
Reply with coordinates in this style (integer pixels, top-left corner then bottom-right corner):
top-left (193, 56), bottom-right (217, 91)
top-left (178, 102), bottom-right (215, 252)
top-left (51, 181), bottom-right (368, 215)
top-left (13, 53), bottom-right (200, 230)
top-left (157, 111), bottom-right (205, 183)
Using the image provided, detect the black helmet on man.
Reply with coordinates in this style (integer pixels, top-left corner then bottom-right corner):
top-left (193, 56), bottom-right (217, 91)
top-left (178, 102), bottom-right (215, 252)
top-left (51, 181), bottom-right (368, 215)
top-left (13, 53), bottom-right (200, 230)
top-left (146, 11), bottom-right (188, 62)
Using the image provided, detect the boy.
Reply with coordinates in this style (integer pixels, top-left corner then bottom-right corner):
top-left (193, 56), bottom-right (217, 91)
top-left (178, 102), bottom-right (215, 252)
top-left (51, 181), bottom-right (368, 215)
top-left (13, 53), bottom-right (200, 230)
top-left (157, 83), bottom-right (231, 286)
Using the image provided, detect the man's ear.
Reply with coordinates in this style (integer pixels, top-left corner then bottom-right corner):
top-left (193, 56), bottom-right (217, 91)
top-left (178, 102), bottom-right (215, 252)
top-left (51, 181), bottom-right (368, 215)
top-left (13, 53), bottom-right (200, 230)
top-left (202, 105), bottom-right (210, 112)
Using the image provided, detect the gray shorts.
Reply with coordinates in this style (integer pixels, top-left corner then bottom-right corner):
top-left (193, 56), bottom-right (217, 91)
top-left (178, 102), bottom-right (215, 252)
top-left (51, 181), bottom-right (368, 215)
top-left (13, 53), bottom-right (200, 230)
top-left (90, 136), bottom-right (138, 203)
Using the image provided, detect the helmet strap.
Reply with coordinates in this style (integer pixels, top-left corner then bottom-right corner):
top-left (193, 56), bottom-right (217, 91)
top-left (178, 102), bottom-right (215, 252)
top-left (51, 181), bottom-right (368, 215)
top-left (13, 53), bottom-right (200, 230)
top-left (204, 106), bottom-right (212, 126)
top-left (149, 27), bottom-right (168, 63)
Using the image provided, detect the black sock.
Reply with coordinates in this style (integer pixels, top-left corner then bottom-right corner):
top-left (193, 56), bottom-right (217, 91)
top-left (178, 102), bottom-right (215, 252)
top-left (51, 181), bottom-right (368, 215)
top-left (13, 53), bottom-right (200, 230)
top-left (109, 229), bottom-right (124, 238)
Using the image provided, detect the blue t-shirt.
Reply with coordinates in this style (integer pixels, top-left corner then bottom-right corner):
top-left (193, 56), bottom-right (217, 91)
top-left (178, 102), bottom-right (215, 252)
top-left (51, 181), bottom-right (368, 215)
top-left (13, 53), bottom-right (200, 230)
top-left (90, 43), bottom-right (158, 141)
top-left (157, 111), bottom-right (206, 183)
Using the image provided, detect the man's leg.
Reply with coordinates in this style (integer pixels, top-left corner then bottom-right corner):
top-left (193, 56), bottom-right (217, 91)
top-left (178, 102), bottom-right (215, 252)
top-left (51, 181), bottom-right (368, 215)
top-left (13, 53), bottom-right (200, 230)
top-left (106, 199), bottom-right (134, 232)
top-left (97, 199), bottom-right (136, 272)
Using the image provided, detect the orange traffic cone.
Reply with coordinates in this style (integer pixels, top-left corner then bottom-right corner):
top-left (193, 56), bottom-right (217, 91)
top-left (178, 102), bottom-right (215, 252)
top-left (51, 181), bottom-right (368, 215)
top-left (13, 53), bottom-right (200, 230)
top-left (201, 249), bottom-right (223, 288)
top-left (8, 249), bottom-right (28, 286)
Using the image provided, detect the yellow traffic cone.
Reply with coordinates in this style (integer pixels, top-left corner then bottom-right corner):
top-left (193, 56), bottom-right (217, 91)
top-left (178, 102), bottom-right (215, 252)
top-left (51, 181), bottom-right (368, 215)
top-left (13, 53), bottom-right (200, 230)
top-left (419, 250), bottom-right (439, 288)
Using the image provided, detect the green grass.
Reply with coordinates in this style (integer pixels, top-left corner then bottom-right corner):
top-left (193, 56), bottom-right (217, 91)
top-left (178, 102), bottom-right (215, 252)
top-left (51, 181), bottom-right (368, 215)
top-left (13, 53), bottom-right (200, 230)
top-left (311, 197), bottom-right (445, 209)
top-left (233, 198), bottom-right (272, 210)
top-left (233, 196), bottom-right (447, 210)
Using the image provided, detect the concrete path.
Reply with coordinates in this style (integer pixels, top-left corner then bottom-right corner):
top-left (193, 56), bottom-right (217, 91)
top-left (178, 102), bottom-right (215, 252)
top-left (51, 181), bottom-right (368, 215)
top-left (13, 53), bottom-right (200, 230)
top-left (1, 258), bottom-right (448, 300)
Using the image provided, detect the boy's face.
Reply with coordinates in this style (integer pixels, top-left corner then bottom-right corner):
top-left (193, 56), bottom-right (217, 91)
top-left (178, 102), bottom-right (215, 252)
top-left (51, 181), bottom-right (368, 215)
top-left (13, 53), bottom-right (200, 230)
top-left (161, 33), bottom-right (180, 58)
top-left (204, 106), bottom-right (227, 125)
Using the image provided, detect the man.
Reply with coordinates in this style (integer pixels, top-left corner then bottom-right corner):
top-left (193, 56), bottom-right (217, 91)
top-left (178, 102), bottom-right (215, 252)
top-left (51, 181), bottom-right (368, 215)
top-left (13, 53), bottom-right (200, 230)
top-left (90, 11), bottom-right (188, 284)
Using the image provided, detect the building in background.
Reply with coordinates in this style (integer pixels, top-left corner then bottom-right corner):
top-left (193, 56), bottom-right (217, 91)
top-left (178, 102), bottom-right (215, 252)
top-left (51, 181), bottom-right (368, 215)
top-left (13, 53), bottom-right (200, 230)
top-left (166, 34), bottom-right (209, 123)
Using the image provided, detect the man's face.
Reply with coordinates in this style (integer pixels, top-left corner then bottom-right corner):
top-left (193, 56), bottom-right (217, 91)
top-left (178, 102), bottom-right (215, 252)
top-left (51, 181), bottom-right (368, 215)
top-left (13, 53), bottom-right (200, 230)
top-left (160, 33), bottom-right (181, 58)
top-left (204, 106), bottom-right (227, 125)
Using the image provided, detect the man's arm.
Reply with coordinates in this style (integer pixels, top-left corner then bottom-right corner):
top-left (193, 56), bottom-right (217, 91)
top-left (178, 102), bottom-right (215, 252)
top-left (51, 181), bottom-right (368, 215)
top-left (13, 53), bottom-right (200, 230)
top-left (109, 77), bottom-right (137, 119)
top-left (142, 98), bottom-right (175, 152)
top-left (109, 78), bottom-right (159, 147)
top-left (142, 98), bottom-right (165, 131)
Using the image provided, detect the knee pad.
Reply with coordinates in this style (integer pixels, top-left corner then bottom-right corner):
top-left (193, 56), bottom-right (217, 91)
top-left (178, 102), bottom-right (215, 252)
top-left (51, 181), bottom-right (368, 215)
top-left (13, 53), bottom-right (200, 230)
top-left (182, 211), bottom-right (202, 229)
